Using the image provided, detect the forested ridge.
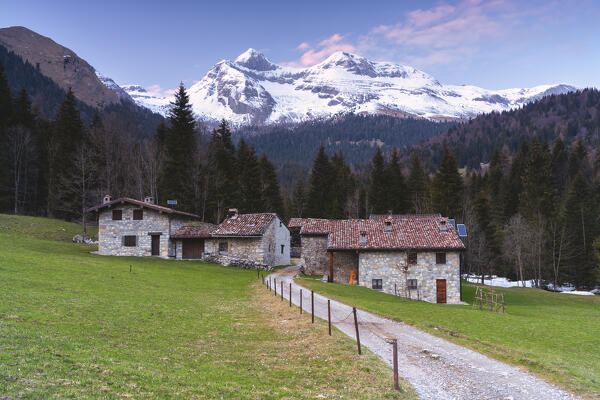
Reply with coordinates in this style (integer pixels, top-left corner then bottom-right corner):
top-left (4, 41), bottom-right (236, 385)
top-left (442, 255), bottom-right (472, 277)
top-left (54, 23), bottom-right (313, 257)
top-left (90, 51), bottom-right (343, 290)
top-left (0, 53), bottom-right (599, 289)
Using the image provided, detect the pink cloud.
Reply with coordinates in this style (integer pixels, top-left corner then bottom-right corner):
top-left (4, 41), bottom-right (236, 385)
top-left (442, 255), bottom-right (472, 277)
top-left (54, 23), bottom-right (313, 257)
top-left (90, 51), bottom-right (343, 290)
top-left (285, 33), bottom-right (356, 67)
top-left (146, 84), bottom-right (176, 98)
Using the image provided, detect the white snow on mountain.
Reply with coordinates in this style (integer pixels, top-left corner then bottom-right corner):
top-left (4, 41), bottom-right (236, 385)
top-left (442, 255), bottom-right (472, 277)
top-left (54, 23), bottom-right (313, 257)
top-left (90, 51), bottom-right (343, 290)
top-left (115, 49), bottom-right (576, 125)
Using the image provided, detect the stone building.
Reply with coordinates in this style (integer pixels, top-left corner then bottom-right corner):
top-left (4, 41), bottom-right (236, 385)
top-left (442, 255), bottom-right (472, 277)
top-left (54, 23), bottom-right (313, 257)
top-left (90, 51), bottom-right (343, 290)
top-left (290, 215), bottom-right (466, 304)
top-left (202, 209), bottom-right (290, 269)
top-left (87, 195), bottom-right (202, 258)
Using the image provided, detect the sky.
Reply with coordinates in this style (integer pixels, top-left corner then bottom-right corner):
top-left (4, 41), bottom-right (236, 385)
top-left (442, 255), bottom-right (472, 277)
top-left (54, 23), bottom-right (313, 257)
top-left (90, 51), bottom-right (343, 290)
top-left (2, 0), bottom-right (599, 97)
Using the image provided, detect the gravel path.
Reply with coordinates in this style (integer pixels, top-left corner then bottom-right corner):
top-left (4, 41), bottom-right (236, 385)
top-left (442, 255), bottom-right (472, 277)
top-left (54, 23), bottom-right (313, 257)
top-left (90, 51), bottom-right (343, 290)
top-left (269, 268), bottom-right (576, 400)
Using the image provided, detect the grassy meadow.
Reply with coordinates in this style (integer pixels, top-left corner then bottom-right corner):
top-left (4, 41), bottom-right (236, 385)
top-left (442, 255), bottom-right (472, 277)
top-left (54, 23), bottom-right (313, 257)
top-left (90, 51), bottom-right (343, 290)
top-left (0, 215), bottom-right (415, 399)
top-left (298, 277), bottom-right (600, 399)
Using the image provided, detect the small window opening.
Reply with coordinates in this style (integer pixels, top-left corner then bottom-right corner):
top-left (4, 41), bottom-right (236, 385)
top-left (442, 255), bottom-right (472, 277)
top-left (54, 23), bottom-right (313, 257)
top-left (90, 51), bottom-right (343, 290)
top-left (219, 242), bottom-right (228, 253)
top-left (112, 210), bottom-right (122, 220)
top-left (133, 209), bottom-right (143, 220)
top-left (123, 235), bottom-right (137, 247)
top-left (281, 244), bottom-right (284, 254)
top-left (372, 279), bottom-right (383, 290)
top-left (436, 252), bottom-right (446, 264)
top-left (407, 251), bottom-right (417, 265)
top-left (407, 279), bottom-right (418, 290)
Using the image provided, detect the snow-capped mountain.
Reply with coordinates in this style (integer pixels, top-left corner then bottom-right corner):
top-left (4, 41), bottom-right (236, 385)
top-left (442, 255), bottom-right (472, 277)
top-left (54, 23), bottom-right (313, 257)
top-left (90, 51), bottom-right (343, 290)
top-left (121, 48), bottom-right (576, 125)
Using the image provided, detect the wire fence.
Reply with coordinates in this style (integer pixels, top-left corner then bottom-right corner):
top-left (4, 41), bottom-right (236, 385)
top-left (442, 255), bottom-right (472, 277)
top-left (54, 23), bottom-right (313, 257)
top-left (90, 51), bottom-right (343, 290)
top-left (262, 273), bottom-right (400, 391)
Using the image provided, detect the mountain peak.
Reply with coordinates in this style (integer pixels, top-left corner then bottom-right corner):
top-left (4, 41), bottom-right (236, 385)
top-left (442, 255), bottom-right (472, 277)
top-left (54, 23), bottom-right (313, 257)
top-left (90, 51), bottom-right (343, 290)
top-left (234, 48), bottom-right (277, 71)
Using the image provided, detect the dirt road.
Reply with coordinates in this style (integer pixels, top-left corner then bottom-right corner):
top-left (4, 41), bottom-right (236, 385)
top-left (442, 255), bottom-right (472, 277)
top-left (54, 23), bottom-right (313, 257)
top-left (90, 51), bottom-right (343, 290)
top-left (269, 268), bottom-right (575, 400)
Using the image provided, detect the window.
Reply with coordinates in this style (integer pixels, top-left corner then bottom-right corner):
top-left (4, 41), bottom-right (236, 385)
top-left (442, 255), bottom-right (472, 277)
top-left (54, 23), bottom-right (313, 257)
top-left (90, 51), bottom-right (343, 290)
top-left (123, 235), bottom-right (137, 247)
top-left (112, 210), bottom-right (122, 220)
top-left (372, 279), bottom-right (383, 290)
top-left (281, 244), bottom-right (285, 254)
top-left (219, 242), bottom-right (228, 253)
top-left (133, 209), bottom-right (143, 220)
top-left (436, 252), bottom-right (446, 264)
top-left (407, 279), bottom-right (418, 290)
top-left (407, 251), bottom-right (417, 265)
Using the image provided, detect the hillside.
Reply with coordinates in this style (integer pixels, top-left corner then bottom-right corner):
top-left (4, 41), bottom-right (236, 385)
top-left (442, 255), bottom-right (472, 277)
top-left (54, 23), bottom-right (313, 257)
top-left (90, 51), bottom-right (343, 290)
top-left (0, 42), bottom-right (163, 133)
top-left (0, 215), bottom-right (412, 398)
top-left (0, 26), bottom-right (123, 108)
top-left (415, 88), bottom-right (600, 170)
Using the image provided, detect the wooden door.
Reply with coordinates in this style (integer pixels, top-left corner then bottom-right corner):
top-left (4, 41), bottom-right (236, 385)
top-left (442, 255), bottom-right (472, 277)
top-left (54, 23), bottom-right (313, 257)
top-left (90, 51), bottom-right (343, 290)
top-left (151, 235), bottom-right (160, 256)
top-left (436, 279), bottom-right (447, 304)
top-left (183, 239), bottom-right (204, 259)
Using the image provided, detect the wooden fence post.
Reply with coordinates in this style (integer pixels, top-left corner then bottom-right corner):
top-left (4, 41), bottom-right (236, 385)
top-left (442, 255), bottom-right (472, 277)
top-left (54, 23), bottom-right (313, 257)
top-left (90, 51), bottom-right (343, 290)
top-left (311, 290), bottom-right (314, 323)
top-left (281, 281), bottom-right (283, 301)
top-left (327, 299), bottom-right (331, 336)
top-left (353, 307), bottom-right (361, 355)
top-left (289, 282), bottom-right (292, 307)
top-left (300, 289), bottom-right (303, 314)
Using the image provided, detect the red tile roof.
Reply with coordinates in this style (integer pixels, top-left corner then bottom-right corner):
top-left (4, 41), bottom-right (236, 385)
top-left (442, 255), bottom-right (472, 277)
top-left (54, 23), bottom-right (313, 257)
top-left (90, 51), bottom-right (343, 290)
top-left (369, 214), bottom-right (441, 220)
top-left (171, 224), bottom-right (218, 239)
top-left (287, 218), bottom-right (332, 234)
top-left (86, 197), bottom-right (202, 219)
top-left (326, 217), bottom-right (465, 251)
top-left (212, 213), bottom-right (277, 237)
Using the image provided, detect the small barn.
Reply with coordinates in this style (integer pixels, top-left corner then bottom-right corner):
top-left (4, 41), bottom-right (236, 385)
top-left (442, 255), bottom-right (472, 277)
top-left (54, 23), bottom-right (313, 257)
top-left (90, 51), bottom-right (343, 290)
top-left (171, 224), bottom-right (217, 260)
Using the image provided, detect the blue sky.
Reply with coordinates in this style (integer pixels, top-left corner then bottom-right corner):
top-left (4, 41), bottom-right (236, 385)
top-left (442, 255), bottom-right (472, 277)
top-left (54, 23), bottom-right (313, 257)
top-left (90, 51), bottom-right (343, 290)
top-left (2, 0), bottom-right (599, 96)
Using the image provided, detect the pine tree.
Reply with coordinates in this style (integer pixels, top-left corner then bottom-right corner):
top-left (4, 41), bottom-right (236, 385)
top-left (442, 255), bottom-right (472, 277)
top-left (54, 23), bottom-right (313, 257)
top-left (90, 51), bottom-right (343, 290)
top-left (562, 172), bottom-right (595, 287)
top-left (407, 151), bottom-right (428, 213)
top-left (207, 120), bottom-right (238, 222)
top-left (158, 84), bottom-right (197, 211)
top-left (504, 141), bottom-right (529, 218)
top-left (520, 140), bottom-right (555, 221)
top-left (386, 148), bottom-right (408, 214)
top-left (330, 151), bottom-right (354, 218)
top-left (0, 60), bottom-right (13, 211)
top-left (260, 154), bottom-right (284, 216)
top-left (368, 147), bottom-right (387, 214)
top-left (292, 177), bottom-right (306, 217)
top-left (551, 138), bottom-right (568, 195)
top-left (48, 88), bottom-right (86, 219)
top-left (236, 139), bottom-right (263, 213)
top-left (306, 146), bottom-right (333, 218)
top-left (432, 145), bottom-right (463, 218)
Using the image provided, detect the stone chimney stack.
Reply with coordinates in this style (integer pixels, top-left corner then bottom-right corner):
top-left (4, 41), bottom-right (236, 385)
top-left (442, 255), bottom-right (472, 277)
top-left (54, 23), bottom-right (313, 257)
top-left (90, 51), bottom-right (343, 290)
top-left (103, 194), bottom-right (112, 204)
top-left (440, 219), bottom-right (448, 233)
top-left (227, 208), bottom-right (239, 219)
top-left (144, 196), bottom-right (154, 205)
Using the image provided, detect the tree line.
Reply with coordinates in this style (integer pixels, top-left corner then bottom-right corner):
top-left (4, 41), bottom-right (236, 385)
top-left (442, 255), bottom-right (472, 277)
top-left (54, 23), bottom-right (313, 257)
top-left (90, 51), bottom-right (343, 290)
top-left (0, 63), bottom-right (283, 226)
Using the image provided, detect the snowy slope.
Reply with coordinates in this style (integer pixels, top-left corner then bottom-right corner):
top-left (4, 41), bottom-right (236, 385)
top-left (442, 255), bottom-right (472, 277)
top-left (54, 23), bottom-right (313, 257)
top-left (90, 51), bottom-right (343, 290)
top-left (120, 49), bottom-right (576, 125)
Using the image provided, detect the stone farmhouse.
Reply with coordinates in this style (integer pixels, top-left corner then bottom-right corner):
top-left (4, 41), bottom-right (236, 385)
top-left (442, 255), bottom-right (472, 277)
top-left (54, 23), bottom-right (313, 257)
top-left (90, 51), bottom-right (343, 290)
top-left (288, 215), bottom-right (466, 304)
top-left (88, 195), bottom-right (203, 258)
top-left (87, 199), bottom-right (289, 269)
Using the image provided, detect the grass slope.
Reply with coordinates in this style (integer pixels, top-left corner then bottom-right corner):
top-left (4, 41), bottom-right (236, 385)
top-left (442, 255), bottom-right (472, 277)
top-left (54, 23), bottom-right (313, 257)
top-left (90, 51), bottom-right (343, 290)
top-left (298, 278), bottom-right (600, 398)
top-left (0, 215), bottom-right (414, 399)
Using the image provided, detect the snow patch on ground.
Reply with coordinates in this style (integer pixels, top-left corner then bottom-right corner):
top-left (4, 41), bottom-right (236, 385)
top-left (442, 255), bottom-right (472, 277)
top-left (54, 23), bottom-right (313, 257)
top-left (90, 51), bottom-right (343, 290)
top-left (464, 275), bottom-right (597, 296)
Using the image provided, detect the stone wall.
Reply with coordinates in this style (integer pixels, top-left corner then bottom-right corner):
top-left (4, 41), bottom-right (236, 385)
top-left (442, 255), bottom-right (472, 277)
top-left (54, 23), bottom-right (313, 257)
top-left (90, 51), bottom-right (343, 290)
top-left (204, 237), bottom-right (264, 264)
top-left (98, 205), bottom-right (173, 258)
top-left (300, 235), bottom-right (329, 275)
top-left (358, 251), bottom-right (461, 304)
top-left (261, 217), bottom-right (290, 267)
top-left (331, 251), bottom-right (358, 284)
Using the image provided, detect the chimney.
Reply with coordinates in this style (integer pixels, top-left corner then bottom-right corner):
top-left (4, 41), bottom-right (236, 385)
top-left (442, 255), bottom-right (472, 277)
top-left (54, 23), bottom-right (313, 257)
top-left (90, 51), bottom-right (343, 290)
top-left (144, 196), bottom-right (154, 204)
top-left (227, 208), bottom-right (239, 219)
top-left (384, 218), bottom-right (392, 233)
top-left (388, 210), bottom-right (393, 216)
top-left (440, 219), bottom-right (448, 233)
top-left (103, 194), bottom-right (112, 204)
top-left (359, 231), bottom-right (368, 245)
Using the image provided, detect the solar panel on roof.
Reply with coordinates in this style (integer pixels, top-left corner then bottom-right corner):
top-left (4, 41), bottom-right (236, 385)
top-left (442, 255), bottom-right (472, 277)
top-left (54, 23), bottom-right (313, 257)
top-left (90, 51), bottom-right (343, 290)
top-left (457, 224), bottom-right (467, 237)
top-left (449, 219), bottom-right (456, 229)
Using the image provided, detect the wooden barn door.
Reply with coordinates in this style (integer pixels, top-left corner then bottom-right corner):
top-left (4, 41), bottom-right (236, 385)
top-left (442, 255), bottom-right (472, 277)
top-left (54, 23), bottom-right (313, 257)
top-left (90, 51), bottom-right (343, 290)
top-left (151, 235), bottom-right (160, 256)
top-left (436, 279), bottom-right (447, 304)
top-left (183, 239), bottom-right (204, 259)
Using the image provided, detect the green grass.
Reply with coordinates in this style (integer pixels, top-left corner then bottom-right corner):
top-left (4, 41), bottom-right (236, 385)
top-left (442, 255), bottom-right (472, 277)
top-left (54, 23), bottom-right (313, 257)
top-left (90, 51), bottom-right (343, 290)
top-left (0, 215), bottom-right (414, 399)
top-left (298, 278), bottom-right (600, 398)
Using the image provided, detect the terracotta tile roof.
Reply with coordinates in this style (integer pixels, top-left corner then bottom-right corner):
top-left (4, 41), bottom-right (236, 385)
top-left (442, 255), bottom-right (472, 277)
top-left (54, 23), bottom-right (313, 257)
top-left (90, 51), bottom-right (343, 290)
top-left (86, 197), bottom-right (202, 219)
top-left (212, 213), bottom-right (277, 237)
top-left (171, 224), bottom-right (218, 239)
top-left (326, 217), bottom-right (465, 251)
top-left (369, 213), bottom-right (441, 220)
top-left (299, 219), bottom-right (335, 235)
top-left (287, 218), bottom-right (332, 234)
